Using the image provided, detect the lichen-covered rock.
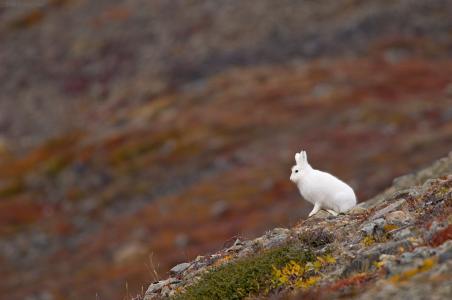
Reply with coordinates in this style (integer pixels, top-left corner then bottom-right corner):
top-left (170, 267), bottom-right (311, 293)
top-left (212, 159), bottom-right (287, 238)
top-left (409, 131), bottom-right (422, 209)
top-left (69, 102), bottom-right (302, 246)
top-left (385, 210), bottom-right (413, 226)
top-left (170, 263), bottom-right (191, 275)
top-left (144, 278), bottom-right (181, 300)
top-left (360, 218), bottom-right (386, 235)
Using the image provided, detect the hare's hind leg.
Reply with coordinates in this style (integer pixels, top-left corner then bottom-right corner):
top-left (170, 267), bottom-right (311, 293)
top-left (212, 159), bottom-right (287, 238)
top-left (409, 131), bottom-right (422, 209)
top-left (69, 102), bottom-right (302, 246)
top-left (326, 209), bottom-right (339, 216)
top-left (308, 202), bottom-right (321, 217)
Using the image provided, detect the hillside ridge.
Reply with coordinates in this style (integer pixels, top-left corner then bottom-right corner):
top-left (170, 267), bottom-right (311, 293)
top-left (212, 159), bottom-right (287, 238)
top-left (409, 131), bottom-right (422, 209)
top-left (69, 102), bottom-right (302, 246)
top-left (143, 152), bottom-right (452, 299)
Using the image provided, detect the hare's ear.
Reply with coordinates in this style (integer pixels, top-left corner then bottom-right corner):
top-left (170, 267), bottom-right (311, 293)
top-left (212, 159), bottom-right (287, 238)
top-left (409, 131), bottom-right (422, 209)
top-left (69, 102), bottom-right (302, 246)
top-left (301, 151), bottom-right (308, 163)
top-left (295, 153), bottom-right (301, 165)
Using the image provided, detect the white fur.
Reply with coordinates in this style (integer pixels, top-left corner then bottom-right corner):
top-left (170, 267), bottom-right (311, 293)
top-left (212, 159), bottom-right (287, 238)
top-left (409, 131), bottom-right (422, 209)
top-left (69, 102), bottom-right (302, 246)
top-left (290, 150), bottom-right (356, 217)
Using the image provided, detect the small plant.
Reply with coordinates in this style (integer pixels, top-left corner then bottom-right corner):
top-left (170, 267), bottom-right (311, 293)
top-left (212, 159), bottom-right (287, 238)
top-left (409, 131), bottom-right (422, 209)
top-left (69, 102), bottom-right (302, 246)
top-left (299, 228), bottom-right (334, 248)
top-left (362, 235), bottom-right (376, 246)
top-left (271, 255), bottom-right (336, 290)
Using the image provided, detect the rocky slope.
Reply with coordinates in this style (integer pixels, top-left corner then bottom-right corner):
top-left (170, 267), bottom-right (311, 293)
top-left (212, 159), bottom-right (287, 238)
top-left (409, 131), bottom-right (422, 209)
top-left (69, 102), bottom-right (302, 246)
top-left (143, 153), bottom-right (452, 299)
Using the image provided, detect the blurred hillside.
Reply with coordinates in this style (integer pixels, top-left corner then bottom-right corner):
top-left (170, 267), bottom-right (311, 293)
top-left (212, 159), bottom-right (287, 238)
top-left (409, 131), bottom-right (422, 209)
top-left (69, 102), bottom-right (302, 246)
top-left (0, 0), bottom-right (451, 299)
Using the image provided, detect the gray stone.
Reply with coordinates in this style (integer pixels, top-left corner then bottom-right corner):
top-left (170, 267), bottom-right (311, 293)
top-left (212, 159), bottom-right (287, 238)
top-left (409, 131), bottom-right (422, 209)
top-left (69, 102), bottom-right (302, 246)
top-left (385, 210), bottom-right (413, 225)
top-left (370, 199), bottom-right (405, 221)
top-left (349, 206), bottom-right (367, 215)
top-left (145, 281), bottom-right (166, 295)
top-left (160, 286), bottom-right (171, 297)
top-left (400, 248), bottom-right (436, 264)
top-left (170, 262), bottom-right (191, 275)
top-left (438, 241), bottom-right (452, 263)
top-left (237, 246), bottom-right (255, 258)
top-left (361, 218), bottom-right (385, 235)
top-left (378, 254), bottom-right (398, 274)
top-left (344, 240), bottom-right (413, 276)
top-left (393, 228), bottom-right (413, 240)
top-left (145, 278), bottom-right (180, 296)
top-left (254, 228), bottom-right (290, 250)
top-left (227, 239), bottom-right (244, 252)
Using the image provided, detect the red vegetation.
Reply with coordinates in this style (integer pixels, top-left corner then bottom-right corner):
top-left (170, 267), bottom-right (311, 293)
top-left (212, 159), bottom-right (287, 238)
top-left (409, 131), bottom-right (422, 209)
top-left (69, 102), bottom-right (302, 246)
top-left (327, 273), bottom-right (374, 292)
top-left (429, 225), bottom-right (452, 247)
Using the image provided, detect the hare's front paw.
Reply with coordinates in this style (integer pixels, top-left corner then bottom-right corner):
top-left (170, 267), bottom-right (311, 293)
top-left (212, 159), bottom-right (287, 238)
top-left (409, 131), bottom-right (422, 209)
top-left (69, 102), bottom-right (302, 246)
top-left (308, 203), bottom-right (321, 217)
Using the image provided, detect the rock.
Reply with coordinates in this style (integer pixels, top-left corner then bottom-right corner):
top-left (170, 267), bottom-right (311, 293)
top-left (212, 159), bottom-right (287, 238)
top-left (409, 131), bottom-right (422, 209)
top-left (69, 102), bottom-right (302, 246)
top-left (344, 239), bottom-right (414, 276)
top-left (237, 246), bottom-right (254, 258)
top-left (145, 278), bottom-right (180, 299)
top-left (437, 240), bottom-right (452, 263)
top-left (145, 281), bottom-right (166, 295)
top-left (400, 246), bottom-right (438, 264)
top-left (393, 228), bottom-right (413, 240)
top-left (253, 228), bottom-right (291, 250)
top-left (378, 254), bottom-right (398, 274)
top-left (385, 210), bottom-right (413, 225)
top-left (370, 199), bottom-right (405, 221)
top-left (313, 210), bottom-right (330, 219)
top-left (227, 239), bottom-right (244, 252)
top-left (170, 262), bottom-right (191, 275)
top-left (349, 206), bottom-right (367, 215)
top-left (160, 286), bottom-right (171, 297)
top-left (361, 218), bottom-right (385, 235)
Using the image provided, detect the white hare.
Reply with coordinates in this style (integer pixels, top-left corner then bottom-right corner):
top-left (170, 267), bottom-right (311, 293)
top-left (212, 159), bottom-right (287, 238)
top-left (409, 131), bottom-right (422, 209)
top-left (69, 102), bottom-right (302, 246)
top-left (290, 150), bottom-right (356, 217)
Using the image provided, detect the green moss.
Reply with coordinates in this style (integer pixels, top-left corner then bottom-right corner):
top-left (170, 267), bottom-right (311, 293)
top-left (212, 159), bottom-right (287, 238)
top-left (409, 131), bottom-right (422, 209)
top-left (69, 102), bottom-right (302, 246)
top-left (174, 243), bottom-right (315, 300)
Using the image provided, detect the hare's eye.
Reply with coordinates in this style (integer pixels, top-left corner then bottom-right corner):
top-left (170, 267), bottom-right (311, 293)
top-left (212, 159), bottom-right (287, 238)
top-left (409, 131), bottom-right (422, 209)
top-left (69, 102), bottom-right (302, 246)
top-left (295, 170), bottom-right (299, 173)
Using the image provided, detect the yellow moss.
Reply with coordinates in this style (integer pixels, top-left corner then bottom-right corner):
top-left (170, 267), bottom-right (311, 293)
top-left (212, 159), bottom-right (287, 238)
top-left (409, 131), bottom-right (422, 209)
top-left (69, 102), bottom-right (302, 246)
top-left (362, 236), bottom-right (376, 246)
top-left (319, 254), bottom-right (336, 265)
top-left (271, 255), bottom-right (336, 290)
top-left (390, 258), bottom-right (437, 283)
top-left (373, 260), bottom-right (385, 269)
top-left (295, 275), bottom-right (321, 288)
top-left (313, 260), bottom-right (322, 271)
top-left (271, 260), bottom-right (305, 288)
top-left (384, 224), bottom-right (399, 232)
